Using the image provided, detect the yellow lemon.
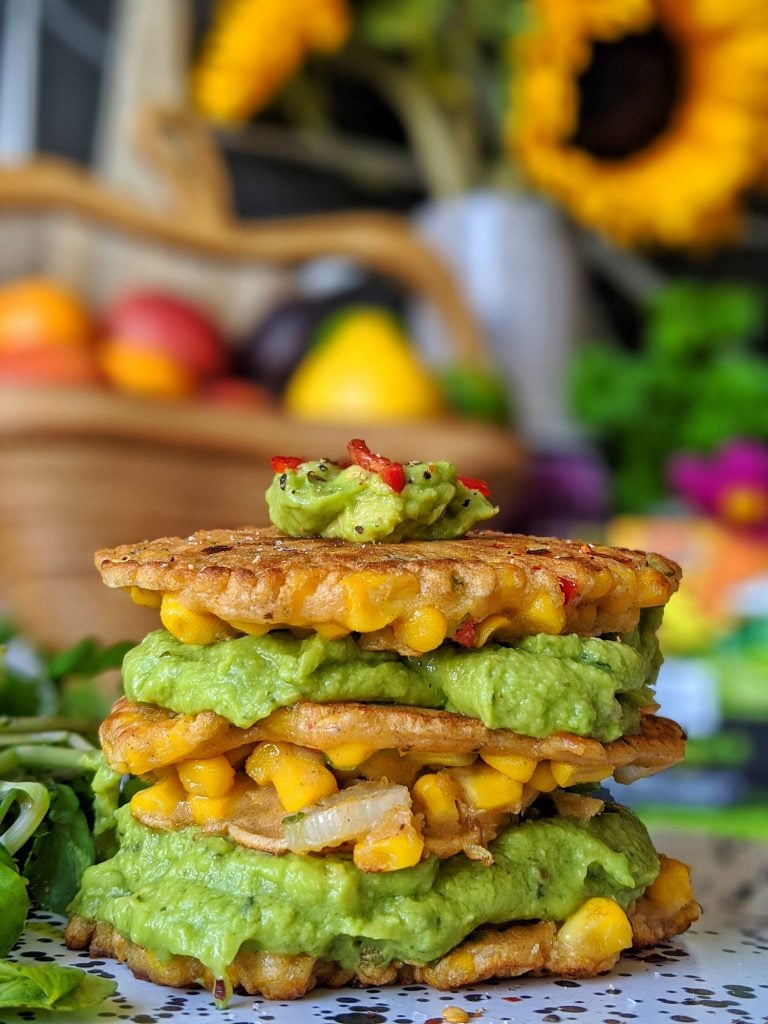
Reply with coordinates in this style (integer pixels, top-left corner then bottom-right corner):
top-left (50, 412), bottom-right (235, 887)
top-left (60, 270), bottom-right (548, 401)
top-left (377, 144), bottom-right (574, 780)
top-left (284, 307), bottom-right (444, 422)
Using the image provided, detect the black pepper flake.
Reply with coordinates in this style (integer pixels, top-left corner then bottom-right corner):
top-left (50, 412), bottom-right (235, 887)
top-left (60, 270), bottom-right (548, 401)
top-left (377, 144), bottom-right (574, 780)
top-left (462, 499), bottom-right (470, 507)
top-left (423, 470), bottom-right (432, 480)
top-left (355, 525), bottom-right (364, 534)
top-left (201, 544), bottom-right (232, 555)
top-left (318, 463), bottom-right (328, 471)
top-left (526, 546), bottom-right (550, 555)
top-left (279, 473), bottom-right (287, 490)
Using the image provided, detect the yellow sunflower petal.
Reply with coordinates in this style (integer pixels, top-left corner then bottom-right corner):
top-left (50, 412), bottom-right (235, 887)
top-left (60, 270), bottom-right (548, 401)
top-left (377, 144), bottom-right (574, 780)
top-left (192, 0), bottom-right (350, 123)
top-left (512, 0), bottom-right (768, 248)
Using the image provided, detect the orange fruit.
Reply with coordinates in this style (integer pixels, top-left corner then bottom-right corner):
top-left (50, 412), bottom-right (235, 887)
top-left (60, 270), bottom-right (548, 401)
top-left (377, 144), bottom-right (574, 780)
top-left (99, 338), bottom-right (197, 398)
top-left (0, 346), bottom-right (102, 387)
top-left (0, 277), bottom-right (92, 352)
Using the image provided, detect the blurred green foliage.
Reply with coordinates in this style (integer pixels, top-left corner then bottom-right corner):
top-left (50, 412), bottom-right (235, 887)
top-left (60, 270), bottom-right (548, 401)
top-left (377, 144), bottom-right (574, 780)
top-left (570, 280), bottom-right (768, 511)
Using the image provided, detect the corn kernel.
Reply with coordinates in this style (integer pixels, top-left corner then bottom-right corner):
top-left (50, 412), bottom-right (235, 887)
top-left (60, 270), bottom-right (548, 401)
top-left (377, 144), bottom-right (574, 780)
top-left (480, 751), bottom-right (537, 782)
top-left (555, 897), bottom-right (632, 962)
top-left (412, 772), bottom-right (461, 829)
top-left (408, 751), bottom-right (477, 769)
top-left (130, 773), bottom-right (185, 818)
top-left (473, 614), bottom-right (515, 646)
top-left (188, 777), bottom-right (251, 825)
top-left (550, 762), bottom-right (612, 788)
top-left (126, 586), bottom-right (162, 608)
top-left (636, 567), bottom-right (670, 608)
top-left (189, 792), bottom-right (233, 825)
top-left (314, 622), bottom-right (351, 639)
top-left (353, 819), bottom-right (424, 872)
top-left (398, 606), bottom-right (448, 653)
top-left (340, 571), bottom-right (419, 632)
top-left (529, 761), bottom-right (558, 793)
top-left (288, 568), bottom-right (325, 603)
top-left (246, 741), bottom-right (338, 812)
top-left (519, 589), bottom-right (567, 634)
top-left (450, 763), bottom-right (524, 812)
top-left (160, 593), bottom-right (236, 645)
top-left (227, 619), bottom-right (271, 636)
top-left (324, 741), bottom-right (378, 771)
top-left (177, 755), bottom-right (235, 798)
top-left (644, 856), bottom-right (693, 913)
top-left (357, 750), bottom-right (419, 786)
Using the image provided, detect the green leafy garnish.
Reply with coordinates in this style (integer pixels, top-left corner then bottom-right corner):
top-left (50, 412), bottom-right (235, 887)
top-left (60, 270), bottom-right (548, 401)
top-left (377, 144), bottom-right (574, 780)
top-left (23, 784), bottom-right (95, 916)
top-left (0, 845), bottom-right (27, 958)
top-left (570, 279), bottom-right (768, 511)
top-left (0, 960), bottom-right (116, 1010)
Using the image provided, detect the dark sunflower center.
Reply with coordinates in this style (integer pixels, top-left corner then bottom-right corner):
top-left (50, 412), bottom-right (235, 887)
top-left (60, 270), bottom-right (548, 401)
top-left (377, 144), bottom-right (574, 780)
top-left (571, 28), bottom-right (682, 161)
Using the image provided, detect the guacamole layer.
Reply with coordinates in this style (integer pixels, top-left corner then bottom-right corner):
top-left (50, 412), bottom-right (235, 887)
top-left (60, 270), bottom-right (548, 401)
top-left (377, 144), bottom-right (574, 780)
top-left (266, 458), bottom-right (497, 542)
top-left (123, 615), bottom-right (661, 742)
top-left (70, 804), bottom-right (658, 979)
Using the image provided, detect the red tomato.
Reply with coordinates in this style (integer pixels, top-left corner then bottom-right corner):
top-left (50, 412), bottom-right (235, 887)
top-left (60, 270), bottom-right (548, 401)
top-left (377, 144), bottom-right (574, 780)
top-left (0, 278), bottom-right (92, 352)
top-left (347, 438), bottom-right (405, 492)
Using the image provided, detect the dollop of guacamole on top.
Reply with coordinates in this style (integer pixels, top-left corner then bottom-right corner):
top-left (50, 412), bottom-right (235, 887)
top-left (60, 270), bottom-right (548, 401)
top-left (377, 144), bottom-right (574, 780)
top-left (70, 803), bottom-right (658, 981)
top-left (122, 611), bottom-right (661, 742)
top-left (266, 459), bottom-right (498, 542)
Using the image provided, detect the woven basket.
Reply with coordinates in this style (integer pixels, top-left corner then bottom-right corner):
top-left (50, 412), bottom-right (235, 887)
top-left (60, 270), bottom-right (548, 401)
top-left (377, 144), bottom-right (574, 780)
top-left (0, 109), bottom-right (527, 649)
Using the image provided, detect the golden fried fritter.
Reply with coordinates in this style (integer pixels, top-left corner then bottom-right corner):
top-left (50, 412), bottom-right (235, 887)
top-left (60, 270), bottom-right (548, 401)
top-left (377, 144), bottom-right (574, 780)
top-left (65, 858), bottom-right (699, 999)
top-left (101, 697), bottom-right (685, 778)
top-left (95, 528), bottom-right (680, 653)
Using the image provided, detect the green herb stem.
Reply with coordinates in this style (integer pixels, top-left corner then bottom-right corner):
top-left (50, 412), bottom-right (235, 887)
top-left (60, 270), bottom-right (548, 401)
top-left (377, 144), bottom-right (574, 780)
top-left (0, 781), bottom-right (50, 856)
top-left (0, 745), bottom-right (98, 778)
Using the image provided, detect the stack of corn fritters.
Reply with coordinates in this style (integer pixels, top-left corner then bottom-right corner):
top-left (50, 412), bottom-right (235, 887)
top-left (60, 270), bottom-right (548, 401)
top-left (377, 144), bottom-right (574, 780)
top-left (67, 519), bottom-right (699, 1001)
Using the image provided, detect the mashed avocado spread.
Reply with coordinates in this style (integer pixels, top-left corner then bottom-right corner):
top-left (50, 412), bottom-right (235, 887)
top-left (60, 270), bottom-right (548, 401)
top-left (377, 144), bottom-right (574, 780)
top-left (70, 803), bottom-right (658, 979)
top-left (266, 458), bottom-right (498, 542)
top-left (122, 612), bottom-right (661, 742)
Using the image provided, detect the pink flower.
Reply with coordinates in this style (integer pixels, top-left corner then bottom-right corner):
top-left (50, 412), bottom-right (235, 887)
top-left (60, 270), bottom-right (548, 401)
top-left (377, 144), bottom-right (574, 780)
top-left (668, 439), bottom-right (768, 532)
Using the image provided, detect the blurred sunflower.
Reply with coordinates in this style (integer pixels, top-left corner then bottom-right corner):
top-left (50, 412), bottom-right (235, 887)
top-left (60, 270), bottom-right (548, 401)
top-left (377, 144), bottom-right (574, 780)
top-left (192, 0), bottom-right (351, 122)
top-left (510, 0), bottom-right (768, 248)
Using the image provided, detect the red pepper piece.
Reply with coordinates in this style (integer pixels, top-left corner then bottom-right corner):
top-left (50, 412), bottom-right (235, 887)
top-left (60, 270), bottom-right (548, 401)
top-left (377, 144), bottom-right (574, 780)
top-left (457, 475), bottom-right (491, 498)
top-left (270, 455), bottom-right (304, 473)
top-left (453, 619), bottom-right (477, 647)
top-left (558, 577), bottom-right (578, 603)
top-left (347, 438), bottom-right (405, 493)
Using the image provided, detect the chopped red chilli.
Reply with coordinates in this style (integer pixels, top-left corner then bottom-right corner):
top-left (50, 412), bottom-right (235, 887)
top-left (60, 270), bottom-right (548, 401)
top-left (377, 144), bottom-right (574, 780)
top-left (453, 619), bottom-right (477, 647)
top-left (457, 475), bottom-right (491, 498)
top-left (347, 438), bottom-right (405, 493)
top-left (558, 577), bottom-right (578, 603)
top-left (270, 455), bottom-right (304, 473)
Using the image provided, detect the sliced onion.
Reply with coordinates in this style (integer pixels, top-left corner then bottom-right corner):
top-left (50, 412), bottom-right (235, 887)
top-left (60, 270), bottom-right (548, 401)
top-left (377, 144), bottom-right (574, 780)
top-left (613, 764), bottom-right (663, 785)
top-left (283, 781), bottom-right (411, 854)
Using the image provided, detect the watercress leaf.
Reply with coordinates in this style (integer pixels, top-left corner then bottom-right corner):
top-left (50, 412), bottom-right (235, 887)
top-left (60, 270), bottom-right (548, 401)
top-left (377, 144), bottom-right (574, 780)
top-left (22, 784), bottom-right (94, 915)
top-left (0, 960), bottom-right (116, 1010)
top-left (46, 639), bottom-right (131, 682)
top-left (0, 853), bottom-right (28, 957)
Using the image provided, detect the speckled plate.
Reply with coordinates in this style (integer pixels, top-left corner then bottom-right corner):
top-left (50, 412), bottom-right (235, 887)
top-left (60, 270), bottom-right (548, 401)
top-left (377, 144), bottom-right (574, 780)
top-left (4, 830), bottom-right (767, 1024)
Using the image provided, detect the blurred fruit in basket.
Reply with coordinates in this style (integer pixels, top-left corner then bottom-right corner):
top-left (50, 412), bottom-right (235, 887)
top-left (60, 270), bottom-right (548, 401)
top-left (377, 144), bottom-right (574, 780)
top-left (237, 294), bottom-right (346, 395)
top-left (101, 291), bottom-right (229, 397)
top-left (98, 342), bottom-right (198, 399)
top-left (202, 376), bottom-right (277, 409)
top-left (0, 278), bottom-right (92, 352)
top-left (285, 306), bottom-right (444, 422)
top-left (0, 346), bottom-right (102, 387)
